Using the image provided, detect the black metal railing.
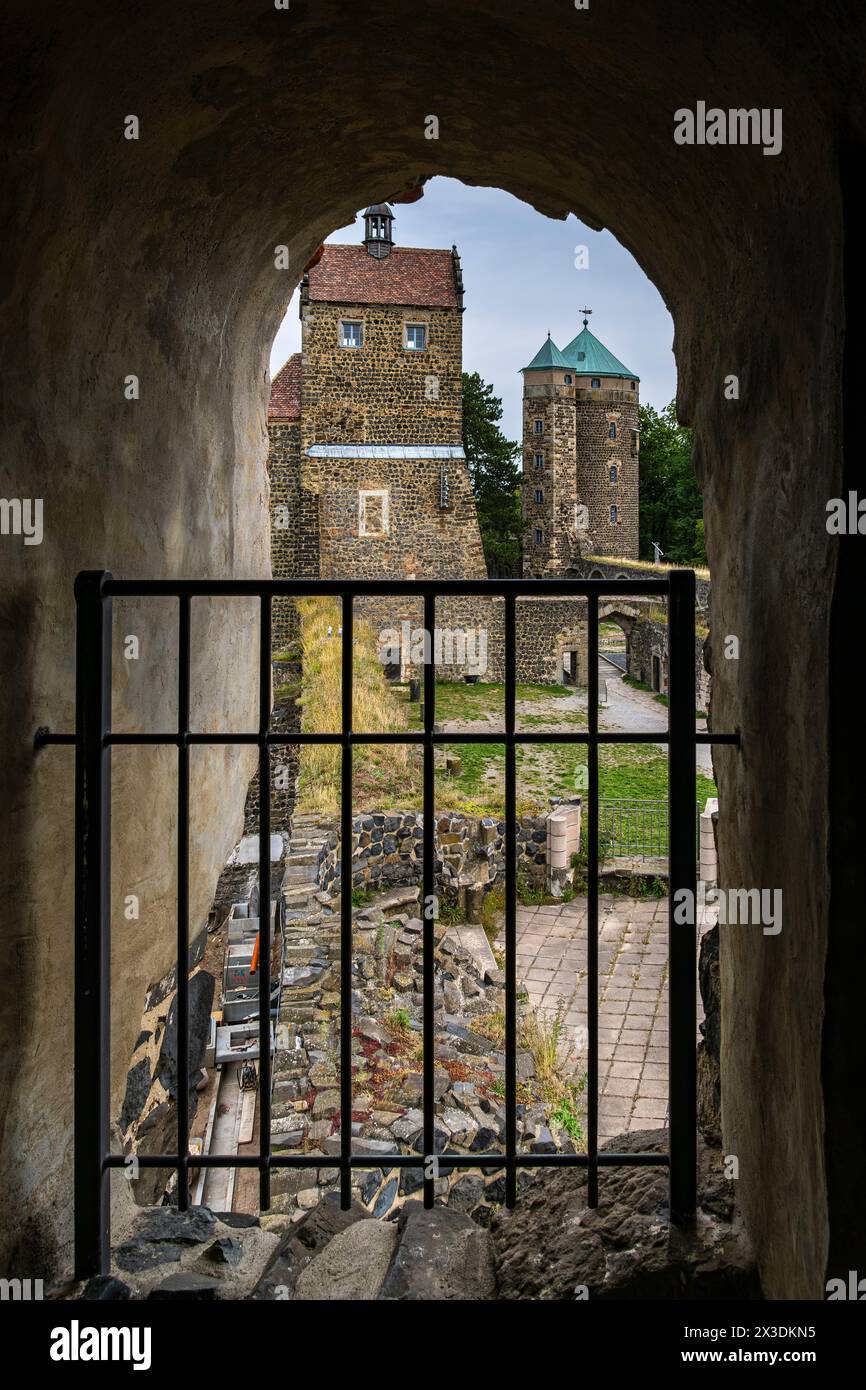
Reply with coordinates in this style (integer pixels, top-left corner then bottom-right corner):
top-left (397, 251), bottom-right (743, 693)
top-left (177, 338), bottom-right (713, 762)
top-left (39, 570), bottom-right (740, 1279)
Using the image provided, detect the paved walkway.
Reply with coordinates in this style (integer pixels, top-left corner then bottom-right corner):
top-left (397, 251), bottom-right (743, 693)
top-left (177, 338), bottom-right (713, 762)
top-left (505, 897), bottom-right (672, 1140)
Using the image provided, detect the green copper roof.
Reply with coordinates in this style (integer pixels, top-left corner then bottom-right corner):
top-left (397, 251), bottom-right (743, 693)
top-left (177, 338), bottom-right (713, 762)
top-left (521, 334), bottom-right (570, 372)
top-left (560, 326), bottom-right (639, 379)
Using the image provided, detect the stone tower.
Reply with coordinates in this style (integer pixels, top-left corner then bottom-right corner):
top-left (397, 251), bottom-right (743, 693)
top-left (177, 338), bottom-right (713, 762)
top-left (267, 205), bottom-right (487, 651)
top-left (521, 315), bottom-right (640, 575)
top-left (269, 203), bottom-right (486, 584)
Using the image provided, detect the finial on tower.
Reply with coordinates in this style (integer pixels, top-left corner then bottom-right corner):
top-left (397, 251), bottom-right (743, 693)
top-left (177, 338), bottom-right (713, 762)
top-left (580, 306), bottom-right (592, 329)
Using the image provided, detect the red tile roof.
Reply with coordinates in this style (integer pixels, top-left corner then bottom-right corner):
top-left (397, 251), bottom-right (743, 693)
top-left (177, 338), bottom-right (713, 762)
top-left (268, 353), bottom-right (302, 419)
top-left (306, 244), bottom-right (459, 309)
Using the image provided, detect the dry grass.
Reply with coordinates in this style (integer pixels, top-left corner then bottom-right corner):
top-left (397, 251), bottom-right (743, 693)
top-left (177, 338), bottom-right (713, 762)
top-left (295, 598), bottom-right (418, 814)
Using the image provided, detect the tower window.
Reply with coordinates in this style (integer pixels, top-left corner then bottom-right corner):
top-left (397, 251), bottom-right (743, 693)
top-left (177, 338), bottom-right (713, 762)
top-left (533, 419), bottom-right (544, 435)
top-left (610, 505), bottom-right (618, 524)
top-left (340, 320), bottom-right (363, 349)
top-left (534, 489), bottom-right (544, 504)
top-left (609, 465), bottom-right (618, 484)
top-left (609, 422), bottom-right (617, 439)
top-left (535, 528), bottom-right (544, 545)
top-left (534, 453), bottom-right (544, 469)
top-left (359, 488), bottom-right (389, 536)
top-left (631, 427), bottom-right (640, 455)
top-left (590, 377), bottom-right (601, 389)
top-left (564, 374), bottom-right (573, 384)
top-left (631, 381), bottom-right (637, 390)
top-left (404, 322), bottom-right (427, 351)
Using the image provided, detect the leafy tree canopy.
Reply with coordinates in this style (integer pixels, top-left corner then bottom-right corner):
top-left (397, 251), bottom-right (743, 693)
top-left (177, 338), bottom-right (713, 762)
top-left (638, 400), bottom-right (707, 566)
top-left (462, 370), bottom-right (523, 577)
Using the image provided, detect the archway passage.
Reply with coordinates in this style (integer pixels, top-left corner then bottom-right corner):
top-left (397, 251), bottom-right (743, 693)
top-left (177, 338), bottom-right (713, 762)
top-left (2, 0), bottom-right (862, 1299)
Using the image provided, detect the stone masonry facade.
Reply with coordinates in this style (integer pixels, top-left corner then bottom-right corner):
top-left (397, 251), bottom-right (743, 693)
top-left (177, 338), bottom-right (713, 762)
top-left (523, 361), bottom-right (640, 575)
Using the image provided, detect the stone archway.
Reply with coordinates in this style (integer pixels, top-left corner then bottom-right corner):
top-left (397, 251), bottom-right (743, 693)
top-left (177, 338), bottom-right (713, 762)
top-left (1, 0), bottom-right (861, 1297)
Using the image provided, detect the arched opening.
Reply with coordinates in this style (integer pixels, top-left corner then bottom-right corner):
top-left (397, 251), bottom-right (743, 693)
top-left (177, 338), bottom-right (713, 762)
top-left (2, 2), bottom-right (857, 1302)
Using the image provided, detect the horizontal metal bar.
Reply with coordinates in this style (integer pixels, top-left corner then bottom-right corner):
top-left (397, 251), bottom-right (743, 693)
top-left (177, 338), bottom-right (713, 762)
top-left (40, 728), bottom-right (741, 749)
top-left (101, 577), bottom-right (671, 599)
top-left (104, 1150), bottom-right (669, 1170)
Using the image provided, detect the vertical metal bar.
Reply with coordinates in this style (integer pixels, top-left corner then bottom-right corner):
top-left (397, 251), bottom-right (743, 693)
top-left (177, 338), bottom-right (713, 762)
top-left (258, 594), bottom-right (272, 1211)
top-left (340, 594), bottom-right (353, 1208)
top-left (668, 569), bottom-right (697, 1222)
top-left (587, 592), bottom-right (599, 1208)
top-left (422, 591), bottom-right (436, 1208)
top-left (176, 595), bottom-right (191, 1211)
top-left (504, 592), bottom-right (517, 1207)
top-left (74, 570), bottom-right (112, 1278)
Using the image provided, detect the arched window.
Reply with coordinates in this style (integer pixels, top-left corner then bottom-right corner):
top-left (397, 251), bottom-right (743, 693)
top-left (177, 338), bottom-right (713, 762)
top-left (609, 421), bottom-right (617, 439)
top-left (564, 374), bottom-right (573, 384)
top-left (610, 505), bottom-right (618, 524)
top-left (609, 464), bottom-right (618, 484)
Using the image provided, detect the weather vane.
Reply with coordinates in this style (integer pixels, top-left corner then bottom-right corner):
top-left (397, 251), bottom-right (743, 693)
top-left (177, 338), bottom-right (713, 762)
top-left (580, 306), bottom-right (592, 329)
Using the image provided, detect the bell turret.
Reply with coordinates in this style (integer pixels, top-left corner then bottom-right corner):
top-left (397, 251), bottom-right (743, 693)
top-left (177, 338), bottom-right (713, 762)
top-left (363, 203), bottom-right (395, 258)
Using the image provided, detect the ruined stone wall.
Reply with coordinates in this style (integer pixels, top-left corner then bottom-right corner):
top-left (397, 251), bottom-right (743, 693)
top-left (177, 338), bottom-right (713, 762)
top-left (316, 809), bottom-right (549, 896)
top-left (243, 661), bottom-right (301, 837)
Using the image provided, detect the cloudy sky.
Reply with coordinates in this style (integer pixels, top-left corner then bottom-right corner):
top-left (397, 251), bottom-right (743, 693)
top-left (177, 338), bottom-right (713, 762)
top-left (269, 177), bottom-right (676, 443)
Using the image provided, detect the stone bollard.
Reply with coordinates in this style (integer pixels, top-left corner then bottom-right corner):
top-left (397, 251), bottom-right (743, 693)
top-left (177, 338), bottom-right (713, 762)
top-left (466, 883), bottom-right (485, 923)
top-left (546, 803), bottom-right (582, 894)
top-left (699, 797), bottom-right (719, 888)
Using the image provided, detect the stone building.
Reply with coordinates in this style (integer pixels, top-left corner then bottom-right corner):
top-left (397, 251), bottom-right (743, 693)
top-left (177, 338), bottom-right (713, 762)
top-left (268, 204), bottom-right (486, 651)
top-left (521, 316), bottom-right (640, 575)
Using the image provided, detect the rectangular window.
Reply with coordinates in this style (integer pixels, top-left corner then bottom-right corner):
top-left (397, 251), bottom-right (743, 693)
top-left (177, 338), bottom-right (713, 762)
top-left (534, 419), bottom-right (544, 435)
top-left (535, 527), bottom-right (543, 544)
top-left (340, 320), bottom-right (363, 348)
top-left (534, 453), bottom-right (544, 469)
top-left (404, 323), bottom-right (427, 350)
top-left (359, 488), bottom-right (389, 536)
top-left (535, 489), bottom-right (544, 504)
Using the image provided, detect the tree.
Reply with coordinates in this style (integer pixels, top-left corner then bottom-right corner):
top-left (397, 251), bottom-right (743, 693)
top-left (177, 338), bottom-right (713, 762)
top-left (461, 371), bottom-right (523, 576)
top-left (637, 400), bottom-right (707, 566)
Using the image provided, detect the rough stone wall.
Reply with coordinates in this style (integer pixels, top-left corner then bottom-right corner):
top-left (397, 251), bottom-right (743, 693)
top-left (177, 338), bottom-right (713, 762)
top-left (273, 296), bottom-right (487, 584)
top-left (316, 454), bottom-right (486, 582)
top-left (574, 389), bottom-right (640, 560)
top-left (268, 419), bottom-right (315, 648)
top-left (316, 809), bottom-right (549, 896)
top-left (627, 615), bottom-right (711, 713)
top-left (243, 661), bottom-right (301, 837)
top-left (354, 594), bottom-right (589, 684)
top-left (523, 376), bottom-right (639, 574)
top-left (1, 0), bottom-right (858, 1300)
top-left (522, 386), bottom-right (579, 575)
top-left (301, 300), bottom-right (462, 448)
top-left (572, 555), bottom-right (712, 613)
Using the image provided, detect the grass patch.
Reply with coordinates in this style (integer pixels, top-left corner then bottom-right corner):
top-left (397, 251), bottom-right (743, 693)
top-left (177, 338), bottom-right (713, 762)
top-left (295, 598), bottom-right (420, 814)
